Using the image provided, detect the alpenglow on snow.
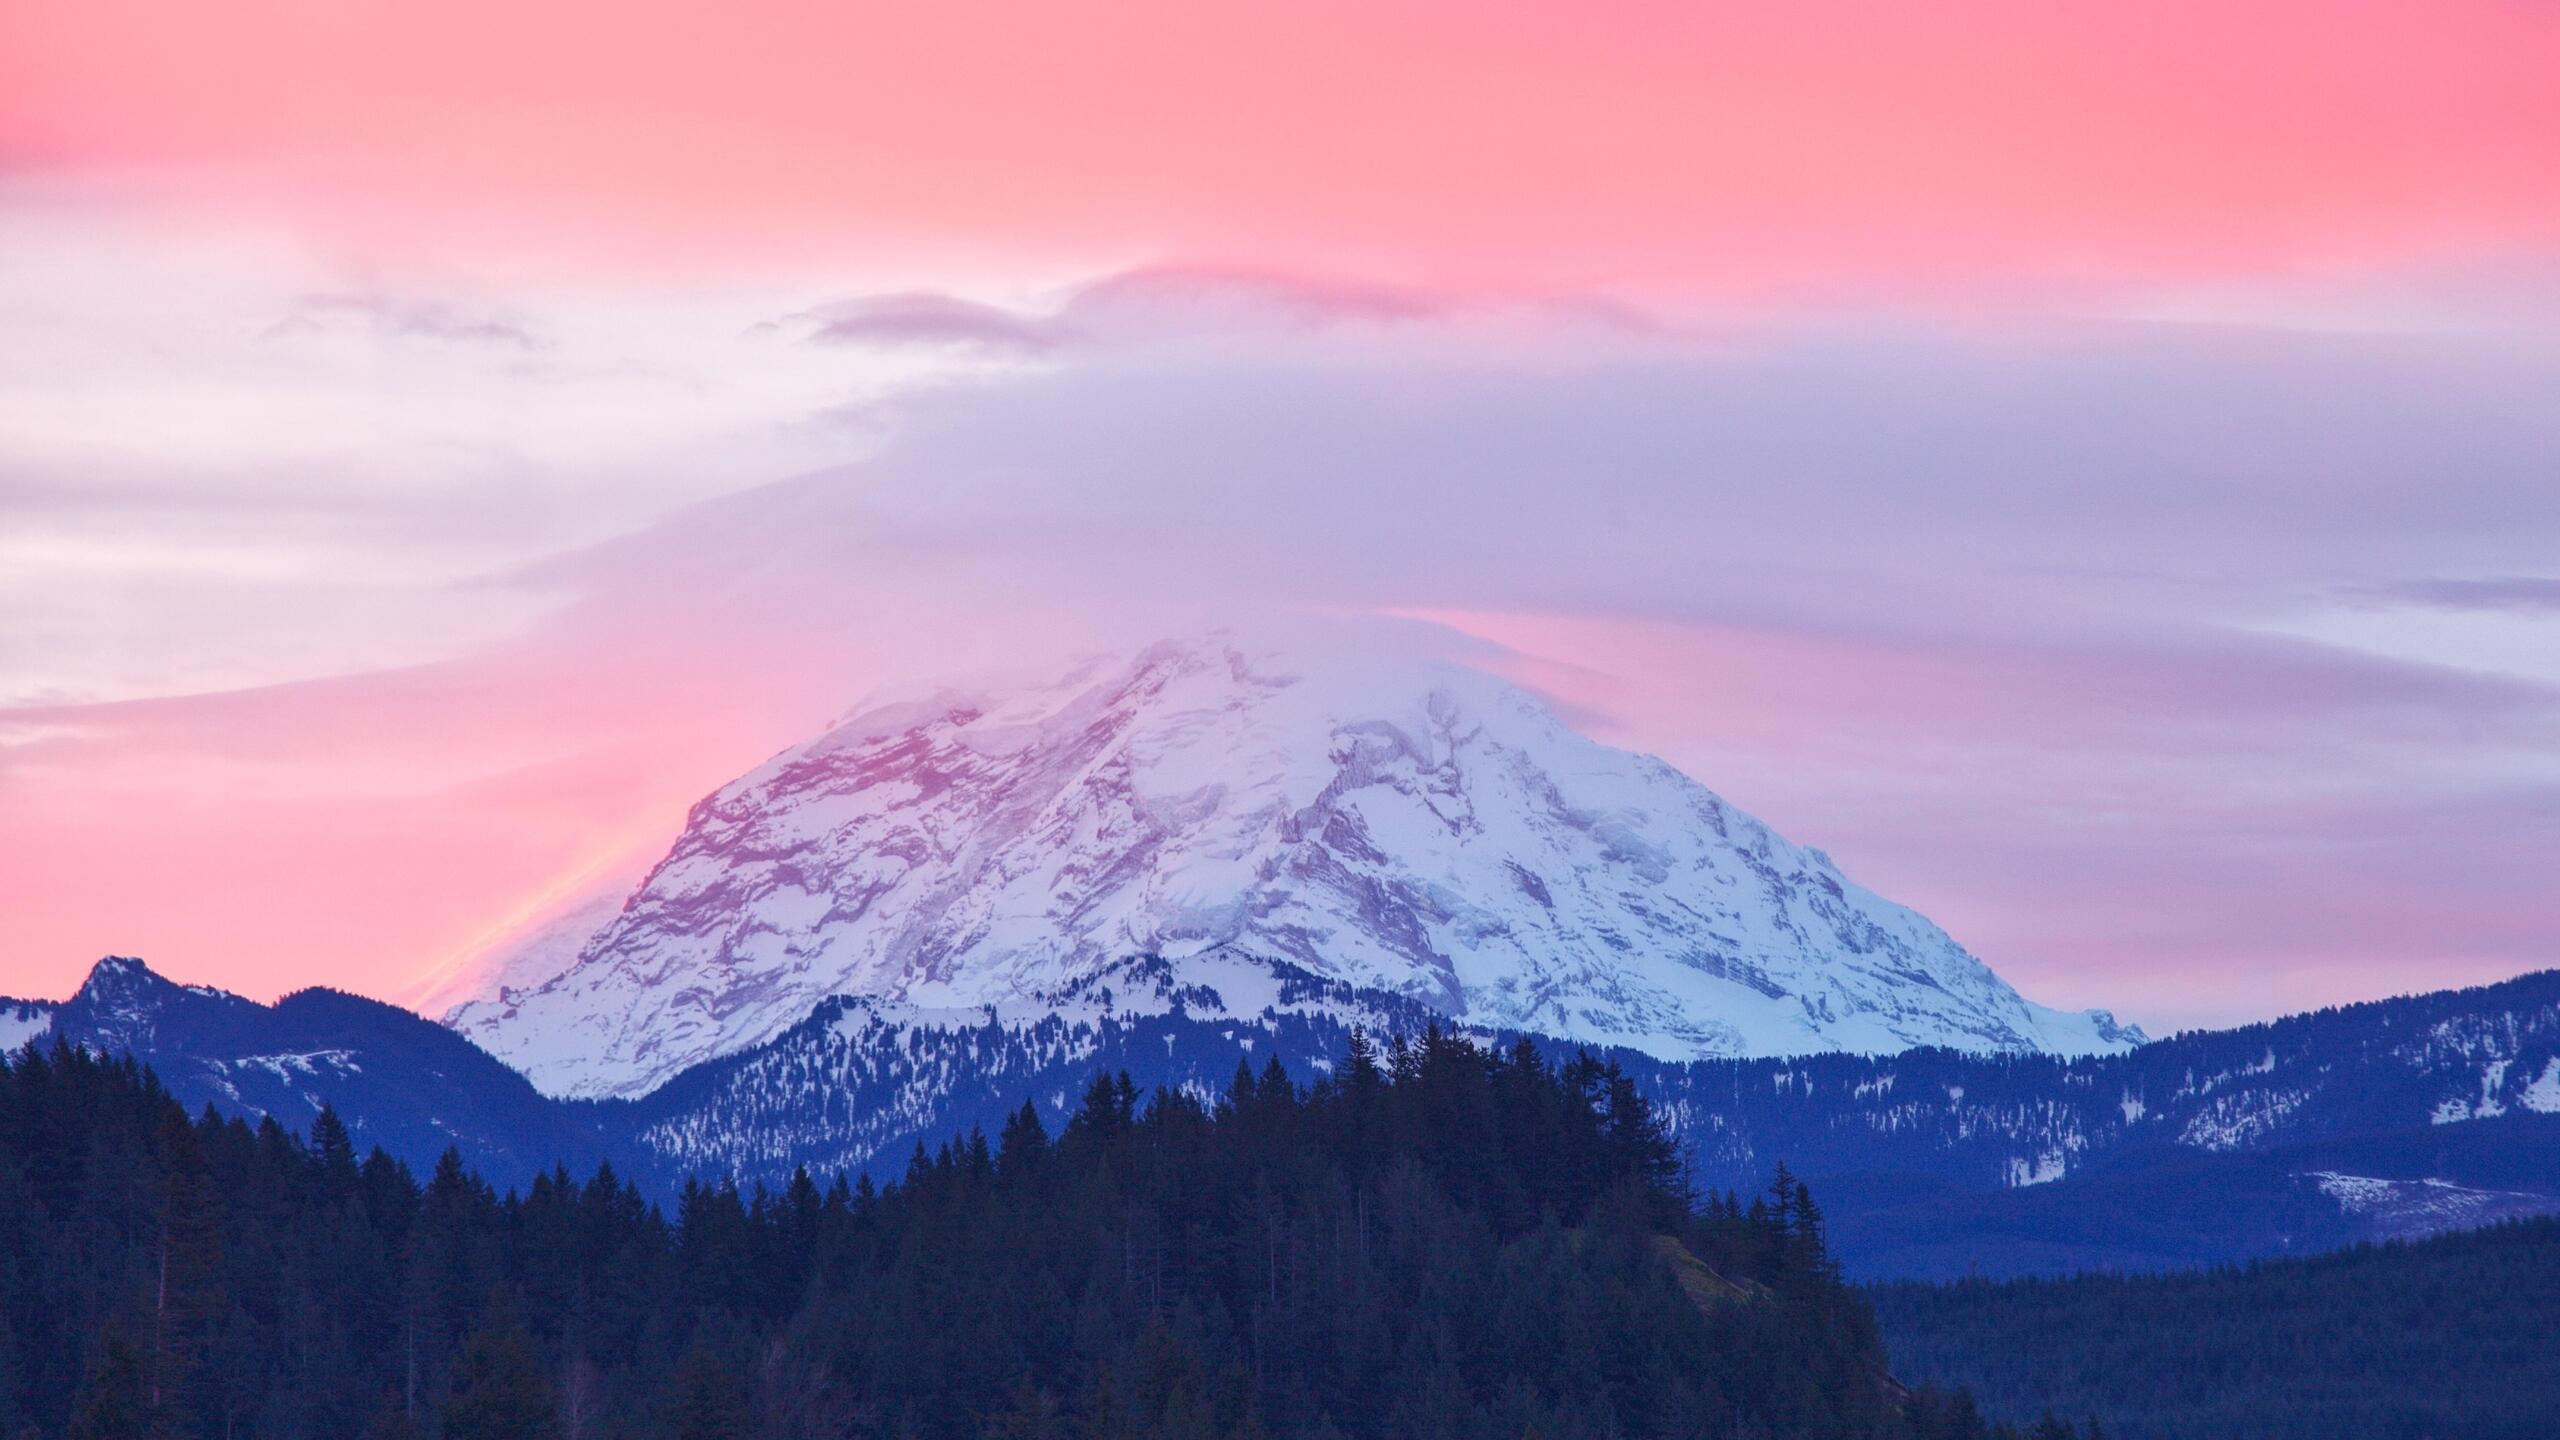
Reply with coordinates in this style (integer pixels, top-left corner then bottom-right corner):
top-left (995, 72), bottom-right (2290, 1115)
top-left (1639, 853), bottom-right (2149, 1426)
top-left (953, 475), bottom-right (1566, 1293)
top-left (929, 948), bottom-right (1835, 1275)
top-left (451, 637), bottom-right (2138, 1099)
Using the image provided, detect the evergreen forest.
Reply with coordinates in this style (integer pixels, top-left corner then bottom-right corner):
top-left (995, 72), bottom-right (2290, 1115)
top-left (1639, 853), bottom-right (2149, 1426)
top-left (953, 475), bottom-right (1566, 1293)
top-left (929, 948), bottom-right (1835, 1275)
top-left (1872, 1216), bottom-right (2560, 1440)
top-left (0, 1030), bottom-right (2091, 1440)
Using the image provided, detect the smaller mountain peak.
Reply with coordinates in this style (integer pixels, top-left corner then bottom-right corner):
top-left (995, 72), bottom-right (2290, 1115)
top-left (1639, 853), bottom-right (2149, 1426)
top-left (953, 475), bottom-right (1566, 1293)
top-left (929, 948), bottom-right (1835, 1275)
top-left (59, 957), bottom-right (190, 1048)
top-left (80, 955), bottom-right (164, 991)
top-left (69, 957), bottom-right (195, 1021)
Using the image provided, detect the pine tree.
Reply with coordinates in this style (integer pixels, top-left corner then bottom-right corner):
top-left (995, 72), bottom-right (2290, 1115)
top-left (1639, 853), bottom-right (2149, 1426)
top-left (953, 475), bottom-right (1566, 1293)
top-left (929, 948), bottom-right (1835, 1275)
top-left (1342, 1028), bottom-right (1383, 1092)
top-left (146, 1108), bottom-right (223, 1423)
top-left (1256, 1055), bottom-right (1292, 1105)
top-left (440, 1293), bottom-right (560, 1440)
top-left (661, 1339), bottom-right (751, 1440)
top-left (309, 1105), bottom-right (360, 1205)
top-left (999, 1101), bottom-right (1050, 1178)
top-left (64, 1328), bottom-right (154, 1440)
top-left (985, 1380), bottom-right (1066, 1440)
top-left (362, 1390), bottom-right (424, 1440)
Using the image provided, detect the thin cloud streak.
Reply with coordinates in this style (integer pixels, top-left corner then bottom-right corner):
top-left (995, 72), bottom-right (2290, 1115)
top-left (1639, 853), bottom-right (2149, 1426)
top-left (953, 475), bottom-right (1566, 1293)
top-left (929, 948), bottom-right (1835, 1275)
top-left (266, 292), bottom-right (550, 350)
top-left (781, 265), bottom-right (1473, 355)
top-left (2353, 577), bottom-right (2560, 613)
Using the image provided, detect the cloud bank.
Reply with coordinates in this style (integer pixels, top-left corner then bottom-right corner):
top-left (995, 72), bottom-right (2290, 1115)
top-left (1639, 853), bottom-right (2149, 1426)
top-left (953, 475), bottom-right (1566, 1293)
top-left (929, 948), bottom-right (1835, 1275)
top-left (7, 232), bottom-right (2556, 1029)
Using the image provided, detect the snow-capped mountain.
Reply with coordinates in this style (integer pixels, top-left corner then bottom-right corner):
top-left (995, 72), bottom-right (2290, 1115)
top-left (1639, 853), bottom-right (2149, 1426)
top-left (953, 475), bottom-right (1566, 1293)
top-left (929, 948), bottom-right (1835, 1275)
top-left (455, 635), bottom-right (2135, 1100)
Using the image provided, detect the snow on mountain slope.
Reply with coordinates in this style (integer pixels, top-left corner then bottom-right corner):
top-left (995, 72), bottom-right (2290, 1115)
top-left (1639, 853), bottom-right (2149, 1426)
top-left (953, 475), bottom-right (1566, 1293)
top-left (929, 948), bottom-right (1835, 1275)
top-left (454, 636), bottom-right (2137, 1100)
top-left (0, 997), bottom-right (52, 1053)
top-left (2306, 1172), bottom-right (2560, 1240)
top-left (620, 951), bottom-right (1444, 1182)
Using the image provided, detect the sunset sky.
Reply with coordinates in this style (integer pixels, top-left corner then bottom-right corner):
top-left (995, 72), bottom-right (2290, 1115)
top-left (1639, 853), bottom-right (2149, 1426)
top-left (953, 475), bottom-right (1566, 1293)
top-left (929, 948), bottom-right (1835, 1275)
top-left (3, 0), bottom-right (2556, 1030)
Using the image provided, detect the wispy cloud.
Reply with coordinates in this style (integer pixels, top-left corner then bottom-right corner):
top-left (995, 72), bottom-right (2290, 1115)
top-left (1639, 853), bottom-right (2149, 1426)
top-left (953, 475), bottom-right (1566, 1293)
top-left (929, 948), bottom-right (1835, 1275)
top-left (772, 265), bottom-right (1466, 356)
top-left (791, 291), bottom-right (1060, 352)
top-left (267, 292), bottom-right (550, 349)
top-left (2351, 576), bottom-right (2560, 613)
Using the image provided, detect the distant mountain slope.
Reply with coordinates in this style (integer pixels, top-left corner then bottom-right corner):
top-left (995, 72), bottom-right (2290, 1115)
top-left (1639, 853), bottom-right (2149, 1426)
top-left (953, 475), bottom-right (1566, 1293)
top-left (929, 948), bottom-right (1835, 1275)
top-left (593, 952), bottom-right (2560, 1275)
top-left (34, 957), bottom-right (630, 1189)
top-left (1652, 967), bottom-right (2560, 1192)
top-left (1646, 968), bottom-right (2560, 1275)
top-left (1815, 1114), bottom-right (2560, 1278)
top-left (455, 636), bottom-right (2133, 1100)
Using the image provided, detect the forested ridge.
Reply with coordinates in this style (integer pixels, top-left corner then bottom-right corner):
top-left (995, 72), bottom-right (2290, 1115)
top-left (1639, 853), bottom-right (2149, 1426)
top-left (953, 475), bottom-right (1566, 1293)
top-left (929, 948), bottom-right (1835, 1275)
top-left (1872, 1215), bottom-right (2560, 1439)
top-left (1, 1030), bottom-right (2083, 1440)
top-left (30, 956), bottom-right (2560, 1287)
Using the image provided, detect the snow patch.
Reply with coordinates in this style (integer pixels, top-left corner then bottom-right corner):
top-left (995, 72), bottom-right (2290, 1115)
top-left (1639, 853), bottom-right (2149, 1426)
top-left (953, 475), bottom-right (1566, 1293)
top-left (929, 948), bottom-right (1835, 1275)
top-left (2005, 1149), bottom-right (2069, 1187)
top-left (213, 1050), bottom-right (362, 1083)
top-left (2307, 1171), bottom-right (2560, 1237)
top-left (2520, 1056), bottom-right (2560, 1114)
top-left (0, 1001), bottom-right (52, 1053)
top-left (2179, 1089), bottom-right (2307, 1151)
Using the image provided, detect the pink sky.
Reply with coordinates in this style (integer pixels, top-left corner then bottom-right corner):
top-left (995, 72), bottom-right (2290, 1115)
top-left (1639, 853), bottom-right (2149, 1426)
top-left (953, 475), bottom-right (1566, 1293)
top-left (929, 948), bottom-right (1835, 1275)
top-left (1, 1), bottom-right (2556, 1029)
top-left (8, 1), bottom-right (2558, 293)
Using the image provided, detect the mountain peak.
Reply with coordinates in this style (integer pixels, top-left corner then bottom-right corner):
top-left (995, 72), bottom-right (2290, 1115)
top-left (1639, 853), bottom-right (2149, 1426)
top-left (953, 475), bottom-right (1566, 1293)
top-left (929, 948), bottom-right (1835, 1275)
top-left (75, 954), bottom-right (172, 1003)
top-left (55, 954), bottom-right (249, 1058)
top-left (454, 637), bottom-right (2136, 1099)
